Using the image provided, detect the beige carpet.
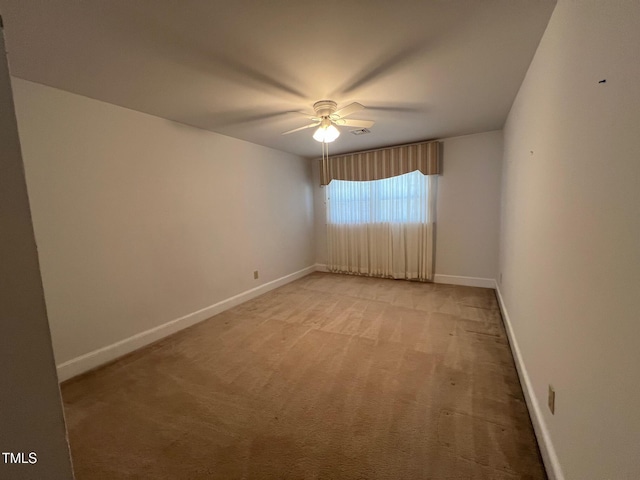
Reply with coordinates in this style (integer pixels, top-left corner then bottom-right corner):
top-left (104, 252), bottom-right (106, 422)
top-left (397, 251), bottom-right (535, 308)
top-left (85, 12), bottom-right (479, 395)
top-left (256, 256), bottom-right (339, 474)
top-left (62, 272), bottom-right (546, 479)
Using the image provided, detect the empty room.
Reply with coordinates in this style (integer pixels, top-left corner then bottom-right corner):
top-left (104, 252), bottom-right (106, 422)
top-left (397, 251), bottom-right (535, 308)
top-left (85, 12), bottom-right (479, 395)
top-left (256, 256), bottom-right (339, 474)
top-left (1, 1), bottom-right (639, 479)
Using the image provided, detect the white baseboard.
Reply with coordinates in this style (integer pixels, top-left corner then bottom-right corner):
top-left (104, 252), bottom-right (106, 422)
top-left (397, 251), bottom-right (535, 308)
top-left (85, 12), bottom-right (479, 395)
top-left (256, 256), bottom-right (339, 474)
top-left (433, 274), bottom-right (496, 289)
top-left (495, 284), bottom-right (565, 480)
top-left (315, 267), bottom-right (495, 289)
top-left (56, 265), bottom-right (317, 382)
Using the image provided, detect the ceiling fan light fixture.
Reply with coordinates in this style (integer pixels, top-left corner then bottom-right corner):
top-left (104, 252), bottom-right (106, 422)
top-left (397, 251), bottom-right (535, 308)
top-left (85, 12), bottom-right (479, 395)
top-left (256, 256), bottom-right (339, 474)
top-left (313, 124), bottom-right (340, 143)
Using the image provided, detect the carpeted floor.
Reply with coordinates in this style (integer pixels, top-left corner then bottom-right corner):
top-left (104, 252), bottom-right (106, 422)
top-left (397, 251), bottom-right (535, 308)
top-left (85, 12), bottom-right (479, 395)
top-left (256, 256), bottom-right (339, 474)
top-left (62, 272), bottom-right (546, 479)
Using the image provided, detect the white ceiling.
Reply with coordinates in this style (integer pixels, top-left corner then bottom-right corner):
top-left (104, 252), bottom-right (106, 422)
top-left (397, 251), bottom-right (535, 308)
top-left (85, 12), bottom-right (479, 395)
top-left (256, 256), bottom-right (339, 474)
top-left (0, 1), bottom-right (555, 158)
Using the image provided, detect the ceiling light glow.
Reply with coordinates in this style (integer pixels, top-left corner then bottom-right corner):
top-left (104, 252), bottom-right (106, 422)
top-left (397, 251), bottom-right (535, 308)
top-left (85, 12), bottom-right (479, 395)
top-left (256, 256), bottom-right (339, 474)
top-left (313, 124), bottom-right (340, 143)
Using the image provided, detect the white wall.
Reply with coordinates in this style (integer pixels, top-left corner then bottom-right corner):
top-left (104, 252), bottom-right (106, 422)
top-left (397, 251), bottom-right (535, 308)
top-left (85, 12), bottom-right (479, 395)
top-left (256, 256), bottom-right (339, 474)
top-left (435, 131), bottom-right (502, 282)
top-left (313, 131), bottom-right (503, 285)
top-left (12, 78), bottom-right (315, 377)
top-left (498, 1), bottom-right (640, 479)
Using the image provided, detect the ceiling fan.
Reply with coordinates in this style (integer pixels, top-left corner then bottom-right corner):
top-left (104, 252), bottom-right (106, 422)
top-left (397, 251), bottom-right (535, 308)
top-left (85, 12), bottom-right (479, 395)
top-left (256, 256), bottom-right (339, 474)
top-left (282, 100), bottom-right (374, 143)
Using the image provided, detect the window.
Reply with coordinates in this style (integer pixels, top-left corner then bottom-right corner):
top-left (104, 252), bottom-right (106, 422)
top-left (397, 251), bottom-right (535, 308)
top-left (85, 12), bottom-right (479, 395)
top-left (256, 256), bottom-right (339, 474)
top-left (326, 170), bottom-right (429, 224)
top-left (325, 170), bottom-right (436, 281)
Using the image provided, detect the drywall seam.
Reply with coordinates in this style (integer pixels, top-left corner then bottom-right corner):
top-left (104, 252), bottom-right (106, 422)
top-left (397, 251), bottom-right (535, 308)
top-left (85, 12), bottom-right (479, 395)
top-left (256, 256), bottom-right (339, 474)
top-left (433, 274), bottom-right (496, 289)
top-left (495, 283), bottom-right (565, 480)
top-left (56, 265), bottom-right (317, 382)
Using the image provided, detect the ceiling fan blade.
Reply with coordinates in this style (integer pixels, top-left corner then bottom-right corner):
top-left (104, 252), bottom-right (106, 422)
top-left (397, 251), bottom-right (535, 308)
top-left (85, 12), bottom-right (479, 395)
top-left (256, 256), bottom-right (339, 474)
top-left (295, 111), bottom-right (320, 121)
top-left (334, 119), bottom-right (374, 128)
top-left (281, 122), bottom-right (321, 135)
top-left (332, 102), bottom-right (365, 119)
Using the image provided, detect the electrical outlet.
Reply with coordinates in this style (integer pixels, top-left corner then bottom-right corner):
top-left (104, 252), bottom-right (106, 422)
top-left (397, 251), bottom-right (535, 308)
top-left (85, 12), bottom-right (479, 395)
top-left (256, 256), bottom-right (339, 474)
top-left (253, 270), bottom-right (259, 280)
top-left (548, 385), bottom-right (555, 414)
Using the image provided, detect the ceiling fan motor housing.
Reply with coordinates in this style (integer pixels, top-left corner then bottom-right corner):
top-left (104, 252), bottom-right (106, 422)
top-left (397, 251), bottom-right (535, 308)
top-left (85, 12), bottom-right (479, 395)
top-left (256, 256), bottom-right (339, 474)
top-left (313, 100), bottom-right (338, 118)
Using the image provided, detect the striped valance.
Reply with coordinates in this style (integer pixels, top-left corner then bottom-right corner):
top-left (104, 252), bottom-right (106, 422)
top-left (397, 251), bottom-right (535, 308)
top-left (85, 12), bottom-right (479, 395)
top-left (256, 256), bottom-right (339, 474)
top-left (320, 141), bottom-right (441, 186)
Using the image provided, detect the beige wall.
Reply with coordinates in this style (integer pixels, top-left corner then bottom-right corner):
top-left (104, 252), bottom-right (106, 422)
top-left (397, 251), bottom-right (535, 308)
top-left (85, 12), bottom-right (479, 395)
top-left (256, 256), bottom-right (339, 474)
top-left (313, 131), bottom-right (503, 283)
top-left (435, 131), bottom-right (502, 281)
top-left (0, 34), bottom-right (74, 479)
top-left (499, 1), bottom-right (640, 478)
top-left (12, 78), bottom-right (315, 373)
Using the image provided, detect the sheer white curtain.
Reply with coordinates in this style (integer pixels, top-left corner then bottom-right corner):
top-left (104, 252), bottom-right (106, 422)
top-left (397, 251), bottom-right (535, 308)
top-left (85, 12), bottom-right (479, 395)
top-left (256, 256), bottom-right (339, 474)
top-left (326, 170), bottom-right (437, 281)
